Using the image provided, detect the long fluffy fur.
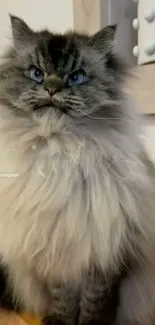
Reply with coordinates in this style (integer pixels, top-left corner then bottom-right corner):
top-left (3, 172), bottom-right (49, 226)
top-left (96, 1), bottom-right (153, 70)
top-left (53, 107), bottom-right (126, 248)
top-left (0, 16), bottom-right (155, 324)
top-left (0, 96), bottom-right (154, 315)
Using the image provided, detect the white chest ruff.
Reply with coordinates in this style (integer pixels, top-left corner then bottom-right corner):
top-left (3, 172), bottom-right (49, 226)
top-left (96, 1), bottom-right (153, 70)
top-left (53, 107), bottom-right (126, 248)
top-left (0, 131), bottom-right (127, 282)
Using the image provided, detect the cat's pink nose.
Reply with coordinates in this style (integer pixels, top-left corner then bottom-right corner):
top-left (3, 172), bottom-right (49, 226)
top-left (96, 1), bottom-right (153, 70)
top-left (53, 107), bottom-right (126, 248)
top-left (44, 86), bottom-right (57, 95)
top-left (44, 76), bottom-right (65, 95)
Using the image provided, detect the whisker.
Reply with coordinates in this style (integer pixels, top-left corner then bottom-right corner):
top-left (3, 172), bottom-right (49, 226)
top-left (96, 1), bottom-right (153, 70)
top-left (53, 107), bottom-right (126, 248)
top-left (0, 91), bottom-right (17, 103)
top-left (74, 107), bottom-right (134, 124)
top-left (65, 100), bottom-right (83, 107)
top-left (3, 106), bottom-right (20, 118)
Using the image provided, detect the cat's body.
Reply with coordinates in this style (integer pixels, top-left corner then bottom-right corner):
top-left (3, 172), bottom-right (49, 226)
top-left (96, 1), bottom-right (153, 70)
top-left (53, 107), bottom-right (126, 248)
top-left (0, 15), bottom-right (155, 325)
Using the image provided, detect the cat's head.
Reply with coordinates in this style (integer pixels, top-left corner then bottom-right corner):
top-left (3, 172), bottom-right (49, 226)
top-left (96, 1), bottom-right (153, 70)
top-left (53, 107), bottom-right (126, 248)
top-left (0, 15), bottom-right (127, 124)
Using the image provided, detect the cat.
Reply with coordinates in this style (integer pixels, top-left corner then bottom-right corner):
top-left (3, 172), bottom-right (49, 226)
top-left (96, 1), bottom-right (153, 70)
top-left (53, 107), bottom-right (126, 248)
top-left (0, 14), bottom-right (155, 325)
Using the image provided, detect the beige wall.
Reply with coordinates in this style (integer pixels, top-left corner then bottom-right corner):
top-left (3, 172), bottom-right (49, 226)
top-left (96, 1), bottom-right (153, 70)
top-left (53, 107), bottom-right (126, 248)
top-left (73, 0), bottom-right (101, 34)
top-left (0, 0), bottom-right (74, 53)
top-left (144, 120), bottom-right (155, 162)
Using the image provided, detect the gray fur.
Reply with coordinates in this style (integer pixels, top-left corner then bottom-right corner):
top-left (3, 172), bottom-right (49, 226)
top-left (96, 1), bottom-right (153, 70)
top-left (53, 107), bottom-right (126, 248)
top-left (0, 15), bottom-right (154, 325)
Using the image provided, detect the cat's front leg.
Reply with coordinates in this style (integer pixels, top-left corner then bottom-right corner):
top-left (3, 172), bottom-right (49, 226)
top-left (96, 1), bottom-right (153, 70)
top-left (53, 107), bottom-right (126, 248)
top-left (43, 284), bottom-right (79, 325)
top-left (6, 262), bottom-right (78, 325)
top-left (79, 267), bottom-right (120, 325)
top-left (115, 265), bottom-right (155, 325)
top-left (7, 262), bottom-right (49, 316)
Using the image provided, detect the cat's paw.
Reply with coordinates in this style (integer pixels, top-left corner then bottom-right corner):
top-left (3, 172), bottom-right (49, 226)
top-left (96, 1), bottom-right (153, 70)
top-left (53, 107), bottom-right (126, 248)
top-left (79, 320), bottom-right (111, 325)
top-left (79, 315), bottom-right (115, 325)
top-left (43, 316), bottom-right (74, 325)
top-left (79, 321), bottom-right (104, 325)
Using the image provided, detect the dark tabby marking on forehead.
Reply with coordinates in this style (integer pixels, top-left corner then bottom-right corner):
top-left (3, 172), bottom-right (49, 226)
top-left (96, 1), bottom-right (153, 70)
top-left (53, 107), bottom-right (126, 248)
top-left (36, 28), bottom-right (124, 76)
top-left (47, 35), bottom-right (78, 71)
top-left (36, 31), bottom-right (89, 73)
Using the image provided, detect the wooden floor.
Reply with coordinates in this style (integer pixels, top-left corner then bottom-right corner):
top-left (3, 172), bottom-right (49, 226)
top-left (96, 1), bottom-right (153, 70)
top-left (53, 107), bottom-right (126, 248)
top-left (0, 310), bottom-right (41, 325)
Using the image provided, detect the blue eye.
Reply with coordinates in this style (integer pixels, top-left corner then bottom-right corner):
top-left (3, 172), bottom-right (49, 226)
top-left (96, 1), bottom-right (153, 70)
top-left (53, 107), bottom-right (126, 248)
top-left (67, 69), bottom-right (88, 87)
top-left (25, 66), bottom-right (44, 83)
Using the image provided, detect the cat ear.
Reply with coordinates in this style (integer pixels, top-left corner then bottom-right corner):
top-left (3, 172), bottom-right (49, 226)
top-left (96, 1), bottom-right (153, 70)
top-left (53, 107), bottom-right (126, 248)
top-left (88, 25), bottom-right (117, 55)
top-left (10, 15), bottom-right (35, 51)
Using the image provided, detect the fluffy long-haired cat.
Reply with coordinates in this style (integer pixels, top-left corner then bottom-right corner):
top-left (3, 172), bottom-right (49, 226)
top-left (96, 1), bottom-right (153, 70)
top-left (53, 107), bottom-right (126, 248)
top-left (0, 14), bottom-right (155, 325)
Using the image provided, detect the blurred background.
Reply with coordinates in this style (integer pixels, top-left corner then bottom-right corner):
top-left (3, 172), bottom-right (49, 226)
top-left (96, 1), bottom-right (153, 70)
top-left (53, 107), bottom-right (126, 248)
top-left (0, 0), bottom-right (154, 159)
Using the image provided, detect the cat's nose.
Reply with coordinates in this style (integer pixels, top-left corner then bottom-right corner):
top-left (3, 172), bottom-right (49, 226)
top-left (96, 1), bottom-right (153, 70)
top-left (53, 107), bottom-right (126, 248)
top-left (44, 75), bottom-right (65, 96)
top-left (44, 86), bottom-right (58, 95)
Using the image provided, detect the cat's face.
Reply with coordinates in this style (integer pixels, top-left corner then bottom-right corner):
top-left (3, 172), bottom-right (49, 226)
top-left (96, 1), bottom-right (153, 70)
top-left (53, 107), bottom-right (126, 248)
top-left (0, 16), bottom-right (126, 123)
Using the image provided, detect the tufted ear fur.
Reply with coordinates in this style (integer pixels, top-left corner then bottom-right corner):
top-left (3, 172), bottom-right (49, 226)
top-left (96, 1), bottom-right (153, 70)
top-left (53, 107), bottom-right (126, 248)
top-left (88, 25), bottom-right (117, 55)
top-left (10, 15), bottom-right (35, 52)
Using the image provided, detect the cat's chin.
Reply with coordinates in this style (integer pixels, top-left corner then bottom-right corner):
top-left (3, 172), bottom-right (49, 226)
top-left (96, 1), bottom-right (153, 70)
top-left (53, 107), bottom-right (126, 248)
top-left (32, 103), bottom-right (69, 119)
top-left (52, 96), bottom-right (69, 115)
top-left (32, 108), bottom-right (67, 139)
top-left (33, 105), bottom-right (62, 116)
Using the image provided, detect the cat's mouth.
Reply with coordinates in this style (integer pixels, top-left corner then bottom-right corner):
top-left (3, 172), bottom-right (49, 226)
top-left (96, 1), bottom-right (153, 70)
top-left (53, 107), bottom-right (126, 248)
top-left (52, 97), bottom-right (69, 114)
top-left (32, 98), bottom-right (69, 115)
